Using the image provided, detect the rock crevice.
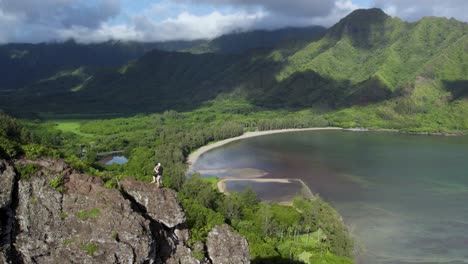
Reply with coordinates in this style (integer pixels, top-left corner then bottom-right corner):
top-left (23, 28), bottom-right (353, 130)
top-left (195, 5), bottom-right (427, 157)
top-left (0, 160), bottom-right (22, 264)
top-left (0, 159), bottom-right (250, 264)
top-left (119, 178), bottom-right (196, 263)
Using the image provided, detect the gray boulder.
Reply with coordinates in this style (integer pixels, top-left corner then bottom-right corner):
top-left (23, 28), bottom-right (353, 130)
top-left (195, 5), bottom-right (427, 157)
top-left (14, 159), bottom-right (155, 263)
top-left (166, 245), bottom-right (199, 264)
top-left (1, 158), bottom-right (249, 264)
top-left (120, 178), bottom-right (186, 228)
top-left (0, 160), bottom-right (15, 209)
top-left (0, 160), bottom-right (16, 263)
top-left (207, 225), bottom-right (250, 264)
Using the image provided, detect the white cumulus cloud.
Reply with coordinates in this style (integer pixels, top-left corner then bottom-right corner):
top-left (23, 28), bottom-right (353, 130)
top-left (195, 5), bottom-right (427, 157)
top-left (0, 0), bottom-right (466, 43)
top-left (373, 0), bottom-right (468, 22)
top-left (133, 10), bottom-right (266, 41)
top-left (172, 0), bottom-right (336, 17)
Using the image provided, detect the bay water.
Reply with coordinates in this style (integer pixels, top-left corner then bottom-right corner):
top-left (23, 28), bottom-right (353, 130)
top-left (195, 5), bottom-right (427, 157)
top-left (193, 130), bottom-right (468, 264)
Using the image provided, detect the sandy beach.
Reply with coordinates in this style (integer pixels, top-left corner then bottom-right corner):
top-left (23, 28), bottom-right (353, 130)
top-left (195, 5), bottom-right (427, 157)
top-left (187, 127), bottom-right (343, 168)
top-left (186, 127), bottom-right (341, 203)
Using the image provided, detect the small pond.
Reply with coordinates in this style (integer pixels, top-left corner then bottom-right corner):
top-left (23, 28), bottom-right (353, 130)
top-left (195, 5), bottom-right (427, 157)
top-left (99, 156), bottom-right (128, 165)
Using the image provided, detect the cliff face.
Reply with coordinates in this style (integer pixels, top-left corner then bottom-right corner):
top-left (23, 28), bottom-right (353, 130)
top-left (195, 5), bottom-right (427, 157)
top-left (0, 158), bottom-right (250, 264)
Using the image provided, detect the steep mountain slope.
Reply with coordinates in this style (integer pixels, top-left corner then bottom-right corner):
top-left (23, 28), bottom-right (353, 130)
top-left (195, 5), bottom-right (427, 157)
top-left (278, 9), bottom-right (467, 98)
top-left (0, 41), bottom-right (166, 90)
top-left (187, 26), bottom-right (326, 54)
top-left (0, 26), bottom-right (325, 93)
top-left (0, 8), bottom-right (466, 119)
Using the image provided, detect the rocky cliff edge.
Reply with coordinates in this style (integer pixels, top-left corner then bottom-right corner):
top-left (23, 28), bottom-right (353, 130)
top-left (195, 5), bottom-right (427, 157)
top-left (0, 158), bottom-right (250, 264)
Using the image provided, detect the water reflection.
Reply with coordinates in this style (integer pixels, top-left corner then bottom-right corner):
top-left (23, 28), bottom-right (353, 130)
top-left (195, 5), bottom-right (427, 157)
top-left (99, 155), bottom-right (128, 165)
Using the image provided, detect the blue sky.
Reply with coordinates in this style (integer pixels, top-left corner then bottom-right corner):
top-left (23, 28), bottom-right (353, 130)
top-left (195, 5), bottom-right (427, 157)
top-left (0, 0), bottom-right (466, 43)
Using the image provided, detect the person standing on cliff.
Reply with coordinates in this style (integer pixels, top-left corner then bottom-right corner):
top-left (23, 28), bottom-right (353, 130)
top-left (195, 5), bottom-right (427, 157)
top-left (151, 162), bottom-right (163, 188)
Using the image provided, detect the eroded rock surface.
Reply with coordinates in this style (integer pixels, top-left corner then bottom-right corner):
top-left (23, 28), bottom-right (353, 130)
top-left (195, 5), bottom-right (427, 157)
top-left (2, 159), bottom-right (200, 264)
top-left (207, 224), bottom-right (250, 264)
top-left (15, 159), bottom-right (155, 263)
top-left (0, 158), bottom-right (250, 264)
top-left (0, 160), bottom-right (15, 209)
top-left (0, 160), bottom-right (17, 264)
top-left (120, 178), bottom-right (186, 228)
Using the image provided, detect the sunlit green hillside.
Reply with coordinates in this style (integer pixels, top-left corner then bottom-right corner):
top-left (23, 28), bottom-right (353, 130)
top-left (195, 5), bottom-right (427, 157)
top-left (0, 8), bottom-right (466, 133)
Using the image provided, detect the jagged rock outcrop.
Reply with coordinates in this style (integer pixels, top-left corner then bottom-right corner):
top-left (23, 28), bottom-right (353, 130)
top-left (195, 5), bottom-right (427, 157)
top-left (206, 225), bottom-right (250, 264)
top-left (0, 160), bottom-right (15, 209)
top-left (119, 177), bottom-right (197, 263)
top-left (0, 158), bottom-right (251, 264)
top-left (119, 178), bottom-right (186, 228)
top-left (0, 160), bottom-right (17, 264)
top-left (14, 159), bottom-right (155, 263)
top-left (0, 158), bottom-right (200, 264)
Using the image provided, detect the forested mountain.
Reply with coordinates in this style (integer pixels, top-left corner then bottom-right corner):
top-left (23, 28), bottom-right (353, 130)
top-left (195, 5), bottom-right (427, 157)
top-left (0, 40), bottom-right (164, 90)
top-left (1, 8), bottom-right (466, 118)
top-left (0, 26), bottom-right (325, 93)
top-left (186, 26), bottom-right (326, 54)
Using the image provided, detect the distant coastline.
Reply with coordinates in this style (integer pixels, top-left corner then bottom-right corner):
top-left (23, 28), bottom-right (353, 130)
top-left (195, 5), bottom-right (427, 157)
top-left (186, 126), bottom-right (463, 171)
top-left (187, 127), bottom-right (343, 168)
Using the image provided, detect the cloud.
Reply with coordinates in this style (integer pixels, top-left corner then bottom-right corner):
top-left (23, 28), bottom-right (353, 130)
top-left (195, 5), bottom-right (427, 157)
top-left (174, 0), bottom-right (337, 18)
top-left (0, 0), bottom-right (360, 43)
top-left (145, 10), bottom-right (265, 40)
top-left (0, 0), bottom-right (120, 28)
top-left (0, 0), bottom-right (466, 44)
top-left (373, 0), bottom-right (468, 22)
top-left (112, 0), bottom-right (357, 42)
top-left (56, 24), bottom-right (141, 43)
top-left (248, 0), bottom-right (360, 29)
top-left (0, 0), bottom-right (121, 43)
top-left (56, 10), bottom-right (266, 42)
top-left (0, 9), bottom-right (20, 43)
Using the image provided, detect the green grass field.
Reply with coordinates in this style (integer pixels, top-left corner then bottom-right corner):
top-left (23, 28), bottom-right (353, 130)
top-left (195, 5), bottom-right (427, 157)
top-left (54, 121), bottom-right (95, 138)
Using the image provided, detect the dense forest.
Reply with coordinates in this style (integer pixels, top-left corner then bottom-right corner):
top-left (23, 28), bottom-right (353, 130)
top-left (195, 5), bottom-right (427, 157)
top-left (0, 106), bottom-right (354, 263)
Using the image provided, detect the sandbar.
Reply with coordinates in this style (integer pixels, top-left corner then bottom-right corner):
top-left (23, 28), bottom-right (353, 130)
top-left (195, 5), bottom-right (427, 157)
top-left (217, 178), bottom-right (314, 203)
top-left (195, 168), bottom-right (267, 178)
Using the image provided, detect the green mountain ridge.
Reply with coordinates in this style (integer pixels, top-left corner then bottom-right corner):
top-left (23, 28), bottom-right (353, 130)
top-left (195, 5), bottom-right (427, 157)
top-left (187, 26), bottom-right (326, 54)
top-left (0, 41), bottom-right (163, 90)
top-left (0, 8), bottom-right (467, 133)
top-left (0, 26), bottom-right (325, 92)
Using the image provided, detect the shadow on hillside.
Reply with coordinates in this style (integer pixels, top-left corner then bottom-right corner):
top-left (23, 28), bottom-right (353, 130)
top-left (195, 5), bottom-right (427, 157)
top-left (0, 48), bottom-right (394, 117)
top-left (240, 69), bottom-right (392, 111)
top-left (443, 80), bottom-right (468, 100)
top-left (252, 256), bottom-right (305, 264)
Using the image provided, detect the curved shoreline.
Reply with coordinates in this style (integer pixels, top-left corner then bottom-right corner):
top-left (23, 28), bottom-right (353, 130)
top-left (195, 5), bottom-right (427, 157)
top-left (187, 127), bottom-right (343, 168)
top-left (187, 126), bottom-right (464, 171)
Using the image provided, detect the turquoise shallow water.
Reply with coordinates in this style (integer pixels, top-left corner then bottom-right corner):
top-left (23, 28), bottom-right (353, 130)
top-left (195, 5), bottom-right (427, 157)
top-left (193, 130), bottom-right (468, 264)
